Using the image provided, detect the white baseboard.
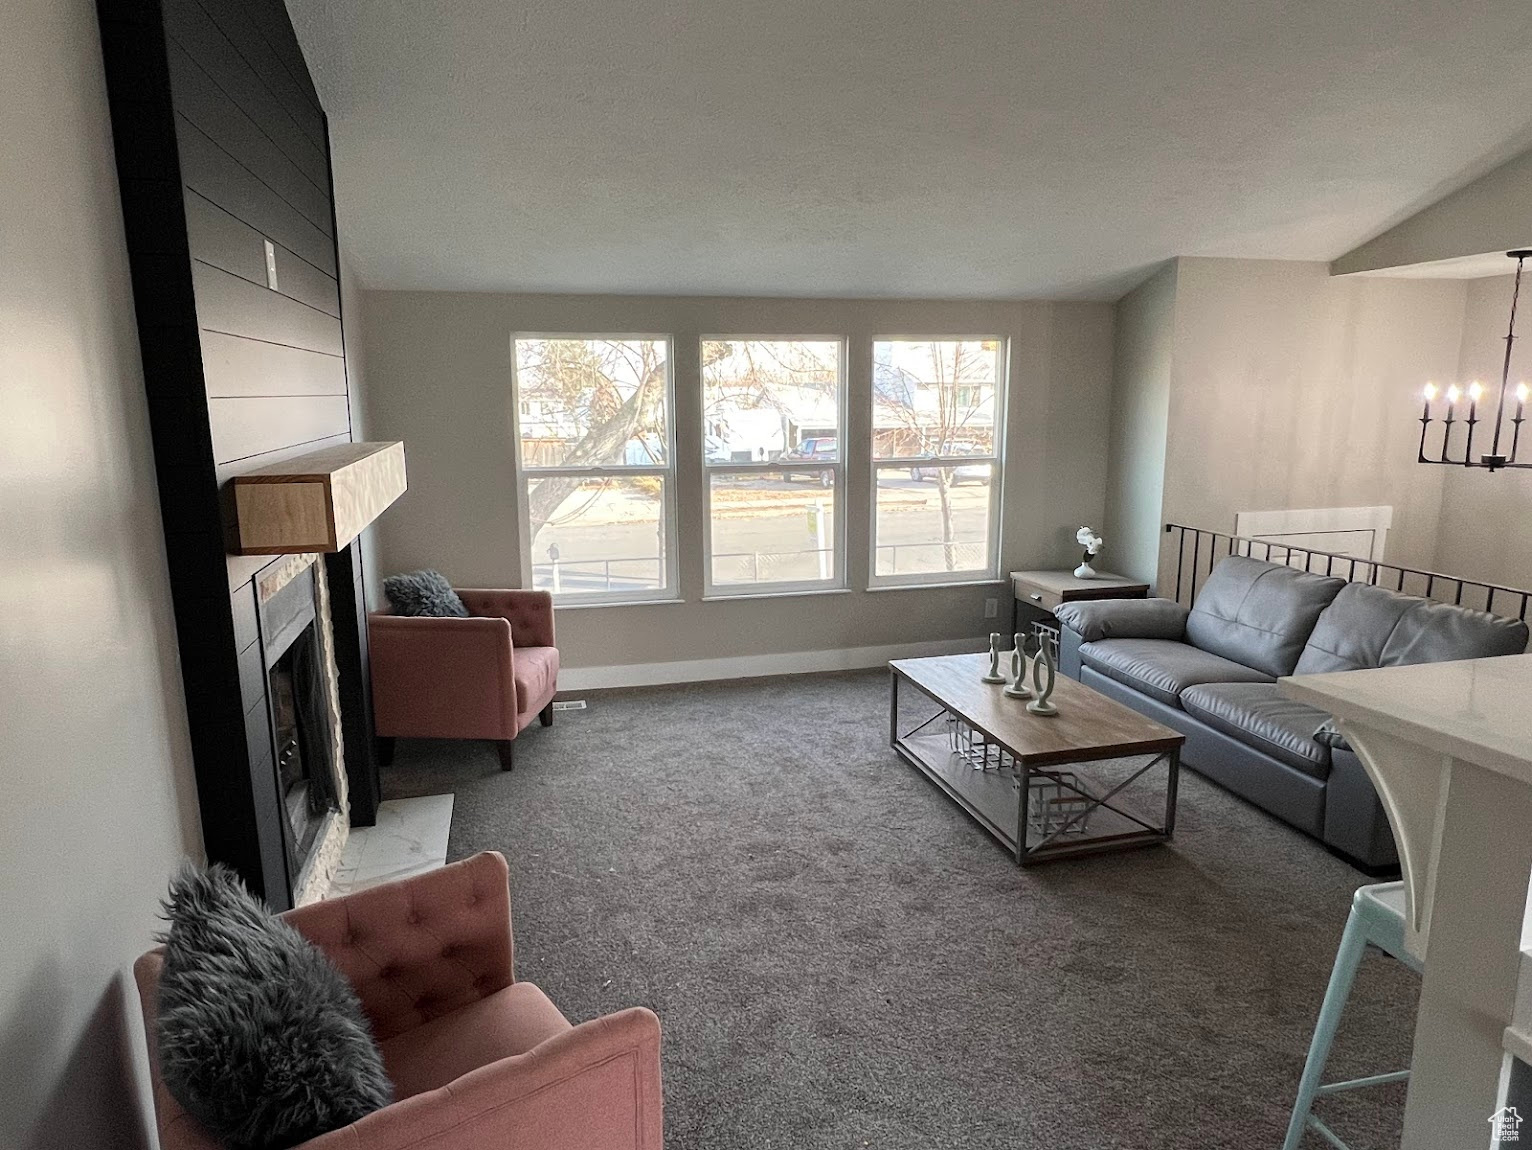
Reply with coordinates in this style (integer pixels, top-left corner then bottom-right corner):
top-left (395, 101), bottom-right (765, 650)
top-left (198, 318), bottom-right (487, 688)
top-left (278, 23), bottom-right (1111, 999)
top-left (557, 636), bottom-right (988, 692)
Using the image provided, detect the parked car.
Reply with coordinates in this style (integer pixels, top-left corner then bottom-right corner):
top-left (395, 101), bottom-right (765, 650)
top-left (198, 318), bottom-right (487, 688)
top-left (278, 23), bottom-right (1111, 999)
top-left (908, 447), bottom-right (990, 484)
top-left (782, 437), bottom-right (837, 487)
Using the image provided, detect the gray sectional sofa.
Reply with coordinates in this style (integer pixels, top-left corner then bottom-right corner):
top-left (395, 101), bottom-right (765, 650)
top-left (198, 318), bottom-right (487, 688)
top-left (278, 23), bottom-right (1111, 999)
top-left (1056, 556), bottom-right (1529, 870)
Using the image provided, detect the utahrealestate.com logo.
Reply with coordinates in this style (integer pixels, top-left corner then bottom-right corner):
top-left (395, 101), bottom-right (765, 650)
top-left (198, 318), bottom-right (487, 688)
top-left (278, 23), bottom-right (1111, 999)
top-left (1492, 1106), bottom-right (1524, 1143)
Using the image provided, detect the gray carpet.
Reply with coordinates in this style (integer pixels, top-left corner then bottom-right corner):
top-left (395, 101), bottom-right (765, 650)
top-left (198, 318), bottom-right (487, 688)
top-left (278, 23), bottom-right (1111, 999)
top-left (382, 670), bottom-right (1416, 1149)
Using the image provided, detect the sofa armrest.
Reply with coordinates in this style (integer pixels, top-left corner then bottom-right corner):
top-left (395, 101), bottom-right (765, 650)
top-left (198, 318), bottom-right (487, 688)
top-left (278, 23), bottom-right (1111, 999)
top-left (282, 852), bottom-right (516, 1041)
top-left (368, 613), bottom-right (519, 738)
top-left (309, 1006), bottom-right (663, 1150)
top-left (1053, 597), bottom-right (1188, 643)
top-left (457, 589), bottom-right (556, 649)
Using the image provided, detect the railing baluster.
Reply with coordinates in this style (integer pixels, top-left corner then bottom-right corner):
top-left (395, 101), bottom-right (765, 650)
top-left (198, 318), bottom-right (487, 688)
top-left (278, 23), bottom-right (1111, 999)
top-left (1190, 530), bottom-right (1202, 605)
top-left (1161, 523), bottom-right (1527, 623)
top-left (1175, 526), bottom-right (1186, 605)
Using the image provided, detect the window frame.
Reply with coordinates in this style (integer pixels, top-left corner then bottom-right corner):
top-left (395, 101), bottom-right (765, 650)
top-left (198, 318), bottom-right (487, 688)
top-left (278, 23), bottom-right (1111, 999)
top-left (867, 335), bottom-right (1007, 589)
top-left (510, 332), bottom-right (679, 605)
top-left (700, 335), bottom-right (849, 598)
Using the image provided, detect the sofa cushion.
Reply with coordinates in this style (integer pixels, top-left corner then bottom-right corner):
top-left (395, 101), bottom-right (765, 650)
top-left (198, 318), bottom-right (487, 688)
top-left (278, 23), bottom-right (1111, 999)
top-left (1184, 557), bottom-right (1345, 677)
top-left (1295, 581), bottom-right (1530, 673)
top-left (1312, 717), bottom-right (1350, 750)
top-left (1078, 638), bottom-right (1274, 708)
top-left (380, 981), bottom-right (571, 1101)
top-left (1293, 582), bottom-right (1416, 673)
top-left (513, 645), bottom-right (559, 721)
top-left (1179, 683), bottom-right (1333, 778)
top-left (1382, 598), bottom-right (1529, 665)
top-left (1054, 597), bottom-right (1189, 643)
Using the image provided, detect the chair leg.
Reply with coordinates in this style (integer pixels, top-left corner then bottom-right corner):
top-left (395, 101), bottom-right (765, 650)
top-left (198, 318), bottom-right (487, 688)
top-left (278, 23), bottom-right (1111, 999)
top-left (496, 739), bottom-right (515, 771)
top-left (1283, 905), bottom-right (1372, 1150)
top-left (539, 702), bottom-right (554, 727)
top-left (375, 736), bottom-right (395, 766)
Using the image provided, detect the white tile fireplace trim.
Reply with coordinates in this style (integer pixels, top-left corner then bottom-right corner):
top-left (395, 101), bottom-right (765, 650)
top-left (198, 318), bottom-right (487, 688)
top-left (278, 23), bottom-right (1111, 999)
top-left (328, 795), bottom-right (455, 898)
top-left (263, 553), bottom-right (352, 907)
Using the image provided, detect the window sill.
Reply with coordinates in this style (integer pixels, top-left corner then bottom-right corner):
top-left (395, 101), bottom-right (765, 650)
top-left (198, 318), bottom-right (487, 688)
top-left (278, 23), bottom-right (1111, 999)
top-left (702, 587), bottom-right (852, 603)
top-left (553, 597), bottom-right (685, 610)
top-left (865, 578), bottom-right (1005, 592)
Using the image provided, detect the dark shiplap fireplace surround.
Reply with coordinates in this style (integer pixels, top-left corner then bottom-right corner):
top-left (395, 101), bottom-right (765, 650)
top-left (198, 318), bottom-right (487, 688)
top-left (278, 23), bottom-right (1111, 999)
top-left (96, 0), bottom-right (386, 907)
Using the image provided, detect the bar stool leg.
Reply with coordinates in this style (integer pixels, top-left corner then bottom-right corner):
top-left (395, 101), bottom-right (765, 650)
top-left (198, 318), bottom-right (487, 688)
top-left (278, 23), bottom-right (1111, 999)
top-left (1283, 907), bottom-right (1372, 1150)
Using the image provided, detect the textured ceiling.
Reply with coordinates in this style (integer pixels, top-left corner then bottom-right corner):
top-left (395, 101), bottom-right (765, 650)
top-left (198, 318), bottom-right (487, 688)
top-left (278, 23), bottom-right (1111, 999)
top-left (286, 0), bottom-right (1532, 299)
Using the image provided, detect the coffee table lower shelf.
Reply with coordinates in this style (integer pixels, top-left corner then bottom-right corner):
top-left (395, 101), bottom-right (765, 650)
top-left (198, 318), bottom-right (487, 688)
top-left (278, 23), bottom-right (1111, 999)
top-left (891, 721), bottom-right (1179, 866)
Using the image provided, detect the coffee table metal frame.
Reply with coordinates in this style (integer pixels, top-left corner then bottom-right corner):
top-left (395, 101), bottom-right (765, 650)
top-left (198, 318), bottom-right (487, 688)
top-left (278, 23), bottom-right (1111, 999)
top-left (889, 663), bottom-right (1181, 866)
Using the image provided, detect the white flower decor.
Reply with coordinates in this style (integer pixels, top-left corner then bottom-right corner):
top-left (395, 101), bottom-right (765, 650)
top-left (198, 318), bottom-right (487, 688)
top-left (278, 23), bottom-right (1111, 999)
top-left (1075, 526), bottom-right (1104, 579)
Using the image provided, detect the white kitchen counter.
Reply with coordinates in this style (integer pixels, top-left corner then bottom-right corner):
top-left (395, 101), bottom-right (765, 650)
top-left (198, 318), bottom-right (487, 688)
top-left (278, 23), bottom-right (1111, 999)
top-left (1283, 654), bottom-right (1532, 1150)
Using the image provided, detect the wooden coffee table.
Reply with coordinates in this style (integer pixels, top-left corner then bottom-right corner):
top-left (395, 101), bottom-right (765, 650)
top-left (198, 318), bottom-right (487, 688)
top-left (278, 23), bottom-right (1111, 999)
top-left (889, 653), bottom-right (1185, 865)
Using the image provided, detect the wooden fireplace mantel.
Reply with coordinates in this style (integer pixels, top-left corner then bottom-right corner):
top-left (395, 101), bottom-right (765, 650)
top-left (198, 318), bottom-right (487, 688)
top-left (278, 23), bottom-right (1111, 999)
top-left (231, 441), bottom-right (407, 555)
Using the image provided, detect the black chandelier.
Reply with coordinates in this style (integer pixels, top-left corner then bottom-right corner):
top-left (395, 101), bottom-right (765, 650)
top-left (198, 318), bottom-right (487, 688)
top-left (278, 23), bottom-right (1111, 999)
top-left (1418, 249), bottom-right (1531, 471)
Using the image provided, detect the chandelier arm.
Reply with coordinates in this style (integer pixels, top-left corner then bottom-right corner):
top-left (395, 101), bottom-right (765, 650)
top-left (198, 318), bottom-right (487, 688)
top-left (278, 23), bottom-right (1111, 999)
top-left (1491, 254), bottom-right (1526, 459)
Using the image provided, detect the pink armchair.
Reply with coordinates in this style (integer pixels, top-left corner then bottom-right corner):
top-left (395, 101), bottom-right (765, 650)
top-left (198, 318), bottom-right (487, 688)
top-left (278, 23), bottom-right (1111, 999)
top-left (369, 588), bottom-right (559, 770)
top-left (133, 852), bottom-right (663, 1150)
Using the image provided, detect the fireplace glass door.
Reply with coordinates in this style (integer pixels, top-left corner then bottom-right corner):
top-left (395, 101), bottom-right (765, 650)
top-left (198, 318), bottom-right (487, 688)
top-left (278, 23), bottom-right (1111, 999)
top-left (268, 624), bottom-right (336, 875)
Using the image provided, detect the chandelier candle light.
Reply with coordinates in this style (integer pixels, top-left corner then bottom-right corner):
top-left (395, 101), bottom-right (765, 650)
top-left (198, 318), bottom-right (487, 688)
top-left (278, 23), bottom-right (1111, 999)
top-left (1418, 249), bottom-right (1532, 471)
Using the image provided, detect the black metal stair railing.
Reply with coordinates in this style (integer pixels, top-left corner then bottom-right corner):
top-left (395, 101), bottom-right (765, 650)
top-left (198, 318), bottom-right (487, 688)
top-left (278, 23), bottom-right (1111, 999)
top-left (1163, 523), bottom-right (1532, 623)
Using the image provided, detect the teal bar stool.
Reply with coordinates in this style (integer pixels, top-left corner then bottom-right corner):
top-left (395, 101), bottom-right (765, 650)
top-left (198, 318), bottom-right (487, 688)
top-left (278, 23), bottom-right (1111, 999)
top-left (1283, 882), bottom-right (1423, 1150)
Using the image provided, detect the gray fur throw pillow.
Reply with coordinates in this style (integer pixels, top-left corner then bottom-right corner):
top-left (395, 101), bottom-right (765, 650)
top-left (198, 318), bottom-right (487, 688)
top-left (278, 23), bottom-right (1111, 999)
top-left (156, 864), bottom-right (392, 1150)
top-left (383, 569), bottom-right (469, 618)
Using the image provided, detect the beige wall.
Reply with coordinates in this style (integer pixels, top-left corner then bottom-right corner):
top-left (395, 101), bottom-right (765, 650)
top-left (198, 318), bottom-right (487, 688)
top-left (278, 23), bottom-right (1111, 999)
top-left (359, 291), bottom-right (1114, 671)
top-left (1104, 264), bottom-right (1176, 585)
top-left (1334, 147), bottom-right (1532, 275)
top-left (1, 0), bottom-right (202, 1146)
top-left (1433, 273), bottom-right (1532, 589)
top-left (339, 247), bottom-right (383, 608)
top-left (1105, 258), bottom-right (1468, 591)
top-left (1163, 258), bottom-right (1462, 573)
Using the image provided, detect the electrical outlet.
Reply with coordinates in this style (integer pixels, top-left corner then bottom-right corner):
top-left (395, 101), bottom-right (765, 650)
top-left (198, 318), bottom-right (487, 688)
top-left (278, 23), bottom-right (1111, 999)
top-left (263, 239), bottom-right (279, 290)
top-left (984, 597), bottom-right (998, 618)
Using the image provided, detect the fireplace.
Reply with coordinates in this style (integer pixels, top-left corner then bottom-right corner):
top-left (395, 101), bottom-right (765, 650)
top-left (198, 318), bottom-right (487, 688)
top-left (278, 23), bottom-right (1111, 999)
top-left (269, 624), bottom-right (335, 872)
top-left (258, 557), bottom-right (351, 903)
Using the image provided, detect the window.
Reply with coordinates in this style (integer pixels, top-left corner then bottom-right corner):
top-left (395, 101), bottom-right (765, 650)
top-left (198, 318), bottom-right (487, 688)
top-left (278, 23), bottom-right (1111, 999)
top-left (870, 338), bottom-right (1005, 584)
top-left (512, 336), bottom-right (675, 602)
top-left (701, 338), bottom-right (845, 593)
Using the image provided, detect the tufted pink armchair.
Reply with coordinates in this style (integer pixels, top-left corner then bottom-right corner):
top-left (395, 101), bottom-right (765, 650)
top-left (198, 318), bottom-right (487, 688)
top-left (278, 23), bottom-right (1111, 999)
top-left (369, 588), bottom-right (559, 770)
top-left (133, 851), bottom-right (663, 1150)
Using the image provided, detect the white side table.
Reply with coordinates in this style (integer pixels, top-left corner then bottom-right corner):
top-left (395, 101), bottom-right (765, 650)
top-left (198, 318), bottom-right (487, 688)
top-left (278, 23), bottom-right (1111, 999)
top-left (1283, 654), bottom-right (1532, 1149)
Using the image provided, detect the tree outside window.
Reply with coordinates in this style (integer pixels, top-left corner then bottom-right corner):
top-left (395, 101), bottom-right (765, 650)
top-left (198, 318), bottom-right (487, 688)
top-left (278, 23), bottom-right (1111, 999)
top-left (702, 338), bottom-right (844, 592)
top-left (872, 339), bottom-right (1005, 581)
top-left (513, 337), bottom-right (675, 600)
